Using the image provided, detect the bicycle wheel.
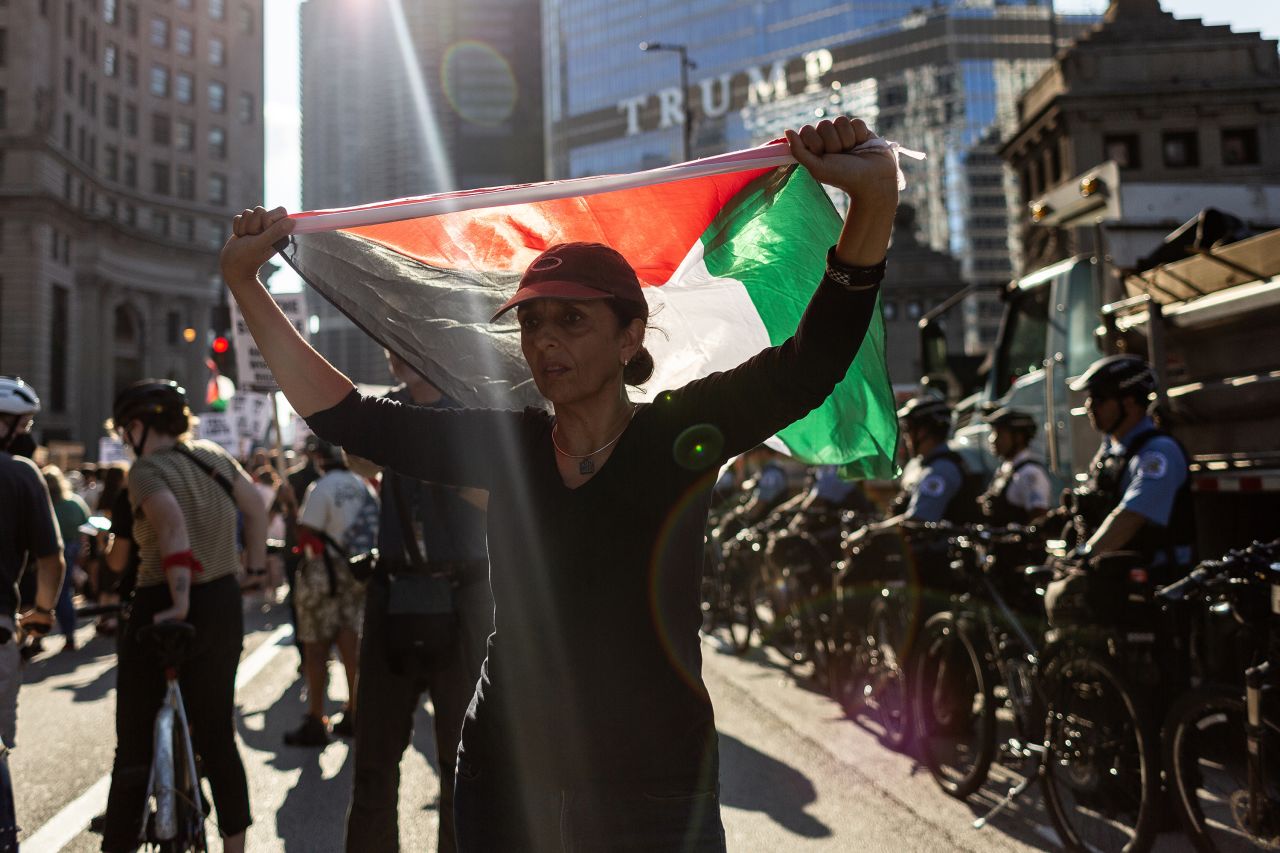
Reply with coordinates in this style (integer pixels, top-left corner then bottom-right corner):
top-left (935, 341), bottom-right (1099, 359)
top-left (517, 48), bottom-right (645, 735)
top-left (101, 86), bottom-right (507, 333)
top-left (1041, 651), bottom-right (1160, 853)
top-left (868, 596), bottom-right (912, 751)
top-left (914, 613), bottom-right (996, 799)
top-left (1165, 688), bottom-right (1280, 852)
top-left (724, 557), bottom-right (756, 655)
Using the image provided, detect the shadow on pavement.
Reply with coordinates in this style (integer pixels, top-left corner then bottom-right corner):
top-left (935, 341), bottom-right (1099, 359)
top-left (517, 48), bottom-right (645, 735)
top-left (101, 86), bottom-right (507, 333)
top-left (717, 731), bottom-right (831, 839)
top-left (236, 671), bottom-right (354, 853)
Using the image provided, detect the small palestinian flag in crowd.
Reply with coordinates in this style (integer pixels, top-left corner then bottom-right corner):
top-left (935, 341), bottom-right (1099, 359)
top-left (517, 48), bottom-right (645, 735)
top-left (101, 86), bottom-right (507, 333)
top-left (279, 142), bottom-right (901, 478)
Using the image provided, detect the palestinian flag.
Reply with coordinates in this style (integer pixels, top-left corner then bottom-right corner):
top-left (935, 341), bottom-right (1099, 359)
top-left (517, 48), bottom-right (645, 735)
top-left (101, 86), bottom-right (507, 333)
top-left (280, 141), bottom-right (898, 478)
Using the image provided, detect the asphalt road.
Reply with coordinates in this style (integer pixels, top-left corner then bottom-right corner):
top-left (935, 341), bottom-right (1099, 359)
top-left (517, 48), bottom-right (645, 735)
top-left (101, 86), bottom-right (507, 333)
top-left (11, 597), bottom-right (1196, 851)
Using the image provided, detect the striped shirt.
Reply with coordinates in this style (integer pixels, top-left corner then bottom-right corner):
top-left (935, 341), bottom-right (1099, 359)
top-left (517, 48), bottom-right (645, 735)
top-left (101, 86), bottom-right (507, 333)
top-left (128, 439), bottom-right (243, 588)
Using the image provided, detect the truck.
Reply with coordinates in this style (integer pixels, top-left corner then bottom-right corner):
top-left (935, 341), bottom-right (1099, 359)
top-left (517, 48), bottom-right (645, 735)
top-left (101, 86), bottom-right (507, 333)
top-left (920, 160), bottom-right (1280, 555)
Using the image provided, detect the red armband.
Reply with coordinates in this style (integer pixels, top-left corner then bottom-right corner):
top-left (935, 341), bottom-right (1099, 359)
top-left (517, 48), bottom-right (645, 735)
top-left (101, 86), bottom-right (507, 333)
top-left (161, 549), bottom-right (205, 575)
top-left (296, 528), bottom-right (325, 557)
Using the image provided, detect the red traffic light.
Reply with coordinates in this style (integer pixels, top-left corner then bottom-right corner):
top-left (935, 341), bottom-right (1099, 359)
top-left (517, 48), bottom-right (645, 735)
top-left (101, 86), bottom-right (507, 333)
top-left (212, 336), bottom-right (230, 354)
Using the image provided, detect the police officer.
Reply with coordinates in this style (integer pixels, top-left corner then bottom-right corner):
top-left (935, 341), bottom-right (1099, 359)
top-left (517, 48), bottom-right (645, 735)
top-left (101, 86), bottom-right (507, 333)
top-left (1045, 354), bottom-right (1193, 626)
top-left (880, 396), bottom-right (970, 525)
top-left (979, 408), bottom-right (1052, 525)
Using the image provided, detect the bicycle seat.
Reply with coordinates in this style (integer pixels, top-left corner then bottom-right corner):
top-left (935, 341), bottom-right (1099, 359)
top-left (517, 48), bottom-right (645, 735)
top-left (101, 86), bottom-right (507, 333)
top-left (137, 621), bottom-right (197, 670)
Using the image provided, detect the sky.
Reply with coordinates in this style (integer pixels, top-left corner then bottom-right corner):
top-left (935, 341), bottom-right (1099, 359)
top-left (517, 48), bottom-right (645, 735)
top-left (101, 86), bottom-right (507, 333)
top-left (260, 0), bottom-right (1280, 290)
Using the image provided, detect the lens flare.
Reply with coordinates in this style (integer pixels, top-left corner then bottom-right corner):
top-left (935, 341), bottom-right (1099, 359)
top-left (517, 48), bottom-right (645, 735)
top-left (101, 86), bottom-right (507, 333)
top-left (673, 423), bottom-right (724, 471)
top-left (440, 40), bottom-right (518, 126)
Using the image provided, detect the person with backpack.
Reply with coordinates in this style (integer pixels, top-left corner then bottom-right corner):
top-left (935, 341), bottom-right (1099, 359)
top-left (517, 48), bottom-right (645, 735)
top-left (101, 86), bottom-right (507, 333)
top-left (979, 407), bottom-right (1052, 525)
top-left (287, 440), bottom-right (379, 746)
top-left (101, 380), bottom-right (263, 853)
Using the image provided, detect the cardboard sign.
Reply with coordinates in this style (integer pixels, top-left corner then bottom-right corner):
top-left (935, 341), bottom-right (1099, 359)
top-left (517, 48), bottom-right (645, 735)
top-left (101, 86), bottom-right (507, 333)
top-left (230, 293), bottom-right (309, 393)
top-left (231, 391), bottom-right (273, 447)
top-left (195, 411), bottom-right (239, 452)
top-left (97, 437), bottom-right (131, 465)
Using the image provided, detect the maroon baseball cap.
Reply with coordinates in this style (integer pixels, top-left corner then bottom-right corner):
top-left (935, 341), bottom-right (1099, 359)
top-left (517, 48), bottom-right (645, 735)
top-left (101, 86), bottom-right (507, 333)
top-left (490, 242), bottom-right (647, 322)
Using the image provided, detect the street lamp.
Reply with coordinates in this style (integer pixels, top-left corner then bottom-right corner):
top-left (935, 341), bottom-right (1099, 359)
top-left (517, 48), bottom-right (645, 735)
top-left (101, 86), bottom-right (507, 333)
top-left (639, 41), bottom-right (696, 163)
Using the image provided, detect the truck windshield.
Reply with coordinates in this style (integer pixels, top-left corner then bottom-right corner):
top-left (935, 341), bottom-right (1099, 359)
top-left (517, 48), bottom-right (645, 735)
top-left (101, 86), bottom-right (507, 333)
top-left (994, 284), bottom-right (1050, 398)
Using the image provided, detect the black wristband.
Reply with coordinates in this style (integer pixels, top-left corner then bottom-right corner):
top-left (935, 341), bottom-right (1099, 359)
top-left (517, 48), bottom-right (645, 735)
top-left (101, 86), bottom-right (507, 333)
top-left (825, 247), bottom-right (886, 290)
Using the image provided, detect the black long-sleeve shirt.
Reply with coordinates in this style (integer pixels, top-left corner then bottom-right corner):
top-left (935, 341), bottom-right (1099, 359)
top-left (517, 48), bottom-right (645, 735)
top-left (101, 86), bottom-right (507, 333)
top-left (307, 267), bottom-right (881, 791)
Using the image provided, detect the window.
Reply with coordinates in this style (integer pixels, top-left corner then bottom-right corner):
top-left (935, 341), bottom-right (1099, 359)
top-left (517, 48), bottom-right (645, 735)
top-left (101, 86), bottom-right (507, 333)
top-left (151, 209), bottom-right (170, 236)
top-left (176, 0), bottom-right (192, 8)
top-left (208, 125), bottom-right (225, 158)
top-left (105, 144), bottom-right (119, 180)
top-left (237, 92), bottom-right (254, 124)
top-left (0, 28), bottom-right (7, 68)
top-left (237, 5), bottom-right (252, 34)
top-left (175, 72), bottom-right (192, 103)
top-left (88, 81), bottom-right (97, 116)
top-left (906, 300), bottom-right (923, 321)
top-left (175, 25), bottom-right (192, 56)
top-left (50, 287), bottom-right (69, 412)
top-left (103, 0), bottom-right (117, 24)
top-left (152, 160), bottom-right (170, 194)
top-left (208, 172), bottom-right (226, 204)
top-left (175, 118), bottom-right (193, 150)
top-left (993, 281), bottom-right (1050, 397)
top-left (64, 0), bottom-right (72, 37)
top-left (0, 89), bottom-right (6, 130)
top-left (124, 3), bottom-right (137, 36)
top-left (177, 216), bottom-right (195, 242)
top-left (124, 101), bottom-right (137, 135)
top-left (1162, 131), bottom-right (1199, 168)
top-left (149, 16), bottom-right (168, 48)
top-left (151, 112), bottom-right (170, 144)
top-left (882, 300), bottom-right (898, 322)
top-left (124, 203), bottom-right (135, 225)
top-left (88, 132), bottom-right (96, 169)
top-left (1104, 133), bottom-right (1141, 169)
top-left (166, 310), bottom-right (182, 345)
top-left (208, 36), bottom-right (224, 66)
top-left (209, 0), bottom-right (223, 20)
top-left (105, 94), bottom-right (119, 127)
top-left (207, 81), bottom-right (224, 112)
top-left (64, 57), bottom-right (73, 93)
top-left (176, 165), bottom-right (194, 199)
top-left (150, 64), bottom-right (169, 97)
top-left (1222, 128), bottom-right (1259, 166)
top-left (62, 113), bottom-right (71, 148)
top-left (124, 52), bottom-right (137, 86)
top-left (123, 152), bottom-right (136, 187)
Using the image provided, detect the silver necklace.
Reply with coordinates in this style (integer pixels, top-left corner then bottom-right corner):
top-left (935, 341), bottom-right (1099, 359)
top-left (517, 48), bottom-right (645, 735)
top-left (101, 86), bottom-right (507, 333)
top-left (552, 405), bottom-right (637, 475)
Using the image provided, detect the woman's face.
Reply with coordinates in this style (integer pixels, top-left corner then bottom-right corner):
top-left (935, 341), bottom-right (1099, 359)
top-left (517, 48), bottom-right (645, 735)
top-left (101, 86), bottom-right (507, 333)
top-left (517, 298), bottom-right (643, 406)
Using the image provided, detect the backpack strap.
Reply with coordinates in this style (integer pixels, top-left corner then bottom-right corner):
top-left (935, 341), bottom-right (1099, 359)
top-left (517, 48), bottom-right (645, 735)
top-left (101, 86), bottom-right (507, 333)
top-left (173, 444), bottom-right (236, 506)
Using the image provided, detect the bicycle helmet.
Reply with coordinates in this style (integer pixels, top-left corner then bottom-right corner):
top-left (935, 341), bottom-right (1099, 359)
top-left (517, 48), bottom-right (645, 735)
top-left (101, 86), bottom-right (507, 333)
top-left (0, 377), bottom-right (41, 416)
top-left (311, 438), bottom-right (347, 469)
top-left (984, 407), bottom-right (1038, 435)
top-left (110, 380), bottom-right (189, 429)
top-left (896, 396), bottom-right (951, 428)
top-left (1068, 354), bottom-right (1156, 402)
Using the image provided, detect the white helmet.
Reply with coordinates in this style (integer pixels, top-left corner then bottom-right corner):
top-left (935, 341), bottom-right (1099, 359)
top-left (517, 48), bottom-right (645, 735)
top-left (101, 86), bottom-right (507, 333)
top-left (0, 377), bottom-right (41, 416)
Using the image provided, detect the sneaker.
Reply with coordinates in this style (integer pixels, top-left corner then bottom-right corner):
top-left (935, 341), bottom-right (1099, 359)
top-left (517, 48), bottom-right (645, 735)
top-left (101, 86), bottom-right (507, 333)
top-left (88, 812), bottom-right (106, 834)
top-left (331, 710), bottom-right (355, 738)
top-left (283, 714), bottom-right (330, 747)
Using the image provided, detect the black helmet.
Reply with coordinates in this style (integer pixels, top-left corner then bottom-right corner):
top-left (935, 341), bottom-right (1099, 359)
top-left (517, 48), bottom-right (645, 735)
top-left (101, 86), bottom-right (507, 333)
top-left (984, 407), bottom-right (1038, 434)
top-left (111, 380), bottom-right (189, 429)
top-left (312, 438), bottom-right (347, 468)
top-left (1069, 354), bottom-right (1156, 402)
top-left (896, 396), bottom-right (951, 427)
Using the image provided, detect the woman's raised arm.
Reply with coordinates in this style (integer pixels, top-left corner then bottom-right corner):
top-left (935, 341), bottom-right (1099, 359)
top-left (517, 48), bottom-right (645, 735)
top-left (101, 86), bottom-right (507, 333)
top-left (219, 206), bottom-right (353, 417)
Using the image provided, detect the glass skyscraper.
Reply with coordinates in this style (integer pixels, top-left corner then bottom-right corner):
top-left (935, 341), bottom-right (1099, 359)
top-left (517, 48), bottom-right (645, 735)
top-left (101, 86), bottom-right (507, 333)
top-left (543, 0), bottom-right (1099, 354)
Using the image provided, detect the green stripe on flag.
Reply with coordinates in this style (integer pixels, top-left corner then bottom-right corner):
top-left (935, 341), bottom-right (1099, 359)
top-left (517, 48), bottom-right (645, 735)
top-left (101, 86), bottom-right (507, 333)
top-left (700, 167), bottom-right (899, 478)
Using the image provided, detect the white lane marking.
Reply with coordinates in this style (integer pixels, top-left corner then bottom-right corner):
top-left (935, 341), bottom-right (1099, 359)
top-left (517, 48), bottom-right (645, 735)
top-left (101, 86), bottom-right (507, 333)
top-left (21, 623), bottom-right (294, 853)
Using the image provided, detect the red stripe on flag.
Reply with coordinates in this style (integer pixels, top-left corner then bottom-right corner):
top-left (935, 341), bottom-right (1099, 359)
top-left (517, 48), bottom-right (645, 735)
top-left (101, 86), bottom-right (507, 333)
top-left (341, 169), bottom-right (771, 284)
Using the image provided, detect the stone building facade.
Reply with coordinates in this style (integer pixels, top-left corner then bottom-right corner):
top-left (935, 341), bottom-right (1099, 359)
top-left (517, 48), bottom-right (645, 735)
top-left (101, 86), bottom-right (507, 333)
top-left (1001, 0), bottom-right (1280, 271)
top-left (0, 0), bottom-right (264, 451)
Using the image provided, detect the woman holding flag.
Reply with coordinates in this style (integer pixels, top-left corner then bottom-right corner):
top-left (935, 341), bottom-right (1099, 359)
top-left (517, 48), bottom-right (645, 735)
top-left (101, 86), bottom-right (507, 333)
top-left (221, 116), bottom-right (898, 852)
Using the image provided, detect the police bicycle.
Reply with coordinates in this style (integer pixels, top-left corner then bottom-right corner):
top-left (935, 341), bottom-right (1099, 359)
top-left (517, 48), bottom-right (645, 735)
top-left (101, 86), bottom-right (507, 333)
top-left (914, 527), bottom-right (1165, 852)
top-left (1158, 543), bottom-right (1280, 852)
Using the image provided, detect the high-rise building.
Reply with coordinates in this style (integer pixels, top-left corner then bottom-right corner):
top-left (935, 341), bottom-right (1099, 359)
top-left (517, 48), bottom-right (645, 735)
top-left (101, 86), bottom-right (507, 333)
top-left (542, 0), bottom-right (1097, 359)
top-left (300, 0), bottom-right (543, 385)
top-left (0, 0), bottom-right (265, 450)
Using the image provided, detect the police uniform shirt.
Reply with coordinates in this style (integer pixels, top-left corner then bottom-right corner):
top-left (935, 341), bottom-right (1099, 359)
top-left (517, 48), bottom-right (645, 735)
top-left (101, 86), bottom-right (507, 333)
top-left (999, 448), bottom-right (1053, 514)
top-left (1110, 416), bottom-right (1188, 526)
top-left (814, 465), bottom-right (856, 504)
top-left (900, 450), bottom-right (963, 522)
